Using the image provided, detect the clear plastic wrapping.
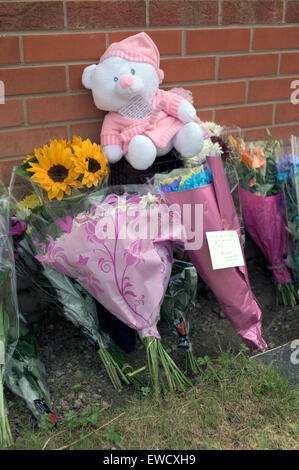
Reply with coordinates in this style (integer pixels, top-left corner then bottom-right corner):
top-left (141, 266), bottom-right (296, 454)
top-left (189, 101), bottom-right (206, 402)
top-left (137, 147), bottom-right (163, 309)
top-left (28, 183), bottom-right (191, 395)
top-left (5, 315), bottom-right (58, 424)
top-left (10, 179), bottom-right (143, 390)
top-left (161, 259), bottom-right (197, 350)
top-left (160, 259), bottom-right (199, 374)
top-left (0, 180), bottom-right (19, 447)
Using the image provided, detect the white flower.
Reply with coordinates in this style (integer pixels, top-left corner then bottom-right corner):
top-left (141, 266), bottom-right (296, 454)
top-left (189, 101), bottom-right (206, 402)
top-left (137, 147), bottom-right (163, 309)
top-left (15, 207), bottom-right (31, 221)
top-left (201, 121), bottom-right (223, 137)
top-left (194, 139), bottom-right (223, 163)
top-left (140, 193), bottom-right (158, 207)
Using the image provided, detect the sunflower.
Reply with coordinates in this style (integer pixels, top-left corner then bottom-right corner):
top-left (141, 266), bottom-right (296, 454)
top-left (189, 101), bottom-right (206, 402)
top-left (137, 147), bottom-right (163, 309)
top-left (72, 138), bottom-right (109, 188)
top-left (72, 136), bottom-right (83, 148)
top-left (26, 140), bottom-right (82, 200)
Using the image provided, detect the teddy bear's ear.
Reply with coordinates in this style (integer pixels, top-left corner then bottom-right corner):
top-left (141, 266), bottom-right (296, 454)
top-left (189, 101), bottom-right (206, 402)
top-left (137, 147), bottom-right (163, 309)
top-left (82, 64), bottom-right (97, 90)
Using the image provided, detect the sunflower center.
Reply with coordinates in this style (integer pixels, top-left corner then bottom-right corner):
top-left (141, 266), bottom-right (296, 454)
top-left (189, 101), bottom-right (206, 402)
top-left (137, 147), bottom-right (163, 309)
top-left (48, 165), bottom-right (69, 183)
top-left (88, 158), bottom-right (101, 173)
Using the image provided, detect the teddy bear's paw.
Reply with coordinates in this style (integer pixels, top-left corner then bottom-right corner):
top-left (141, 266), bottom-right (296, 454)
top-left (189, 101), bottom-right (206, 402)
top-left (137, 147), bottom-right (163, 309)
top-left (127, 135), bottom-right (157, 170)
top-left (103, 144), bottom-right (123, 163)
top-left (173, 122), bottom-right (204, 158)
top-left (177, 100), bottom-right (197, 124)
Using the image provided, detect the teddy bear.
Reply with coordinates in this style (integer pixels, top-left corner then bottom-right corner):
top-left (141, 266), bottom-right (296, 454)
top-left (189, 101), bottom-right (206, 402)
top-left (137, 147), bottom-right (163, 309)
top-left (82, 32), bottom-right (205, 170)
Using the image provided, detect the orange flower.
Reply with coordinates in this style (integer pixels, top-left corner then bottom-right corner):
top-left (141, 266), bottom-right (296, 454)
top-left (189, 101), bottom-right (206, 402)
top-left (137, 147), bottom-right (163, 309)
top-left (241, 145), bottom-right (265, 169)
top-left (249, 177), bottom-right (256, 187)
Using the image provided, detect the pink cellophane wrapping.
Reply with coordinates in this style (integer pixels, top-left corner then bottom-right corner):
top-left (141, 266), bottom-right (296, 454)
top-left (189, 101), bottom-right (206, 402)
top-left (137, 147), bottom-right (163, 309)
top-left (165, 156), bottom-right (267, 352)
top-left (239, 186), bottom-right (291, 285)
top-left (36, 194), bottom-right (186, 341)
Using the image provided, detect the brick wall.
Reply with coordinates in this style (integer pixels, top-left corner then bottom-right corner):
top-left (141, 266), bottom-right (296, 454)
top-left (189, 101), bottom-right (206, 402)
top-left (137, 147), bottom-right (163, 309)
top-left (0, 0), bottom-right (299, 184)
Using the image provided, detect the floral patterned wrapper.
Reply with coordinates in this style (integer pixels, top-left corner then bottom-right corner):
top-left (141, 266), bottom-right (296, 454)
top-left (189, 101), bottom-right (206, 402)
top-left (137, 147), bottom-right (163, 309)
top-left (239, 186), bottom-right (291, 285)
top-left (31, 187), bottom-right (192, 395)
top-left (34, 188), bottom-right (186, 341)
top-left (165, 156), bottom-right (267, 353)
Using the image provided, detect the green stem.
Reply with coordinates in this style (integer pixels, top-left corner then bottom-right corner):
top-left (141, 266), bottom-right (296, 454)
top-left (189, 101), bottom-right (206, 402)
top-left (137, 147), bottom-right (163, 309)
top-left (144, 337), bottom-right (192, 398)
top-left (276, 282), bottom-right (298, 307)
top-left (0, 367), bottom-right (13, 448)
top-left (97, 342), bottom-right (130, 391)
top-left (107, 346), bottom-right (143, 388)
top-left (186, 350), bottom-right (201, 375)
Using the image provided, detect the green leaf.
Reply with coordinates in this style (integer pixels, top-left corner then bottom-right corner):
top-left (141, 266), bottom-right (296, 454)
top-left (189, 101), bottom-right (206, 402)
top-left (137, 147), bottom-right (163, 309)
top-left (71, 383), bottom-right (81, 390)
top-left (0, 268), bottom-right (10, 288)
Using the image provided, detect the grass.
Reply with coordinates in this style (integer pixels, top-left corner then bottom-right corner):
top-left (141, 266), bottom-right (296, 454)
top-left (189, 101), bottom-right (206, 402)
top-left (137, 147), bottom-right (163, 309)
top-left (3, 348), bottom-right (299, 450)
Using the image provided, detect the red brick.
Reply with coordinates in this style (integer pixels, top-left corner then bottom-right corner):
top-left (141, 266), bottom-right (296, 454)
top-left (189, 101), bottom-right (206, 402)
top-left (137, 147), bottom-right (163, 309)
top-left (245, 124), bottom-right (299, 141)
top-left (248, 77), bottom-right (294, 102)
top-left (162, 57), bottom-right (215, 83)
top-left (67, 1), bottom-right (145, 29)
top-left (286, 1), bottom-right (299, 23)
top-left (186, 29), bottom-right (251, 54)
top-left (150, 0), bottom-right (218, 26)
top-left (0, 66), bottom-right (66, 96)
top-left (253, 27), bottom-right (299, 50)
top-left (222, 0), bottom-right (283, 25)
top-left (219, 54), bottom-right (278, 79)
top-left (0, 158), bottom-right (26, 185)
top-left (0, 2), bottom-right (64, 31)
top-left (215, 104), bottom-right (273, 128)
top-left (189, 81), bottom-right (246, 108)
top-left (0, 126), bottom-right (68, 159)
top-left (0, 37), bottom-right (20, 65)
top-left (281, 53), bottom-right (299, 74)
top-left (70, 64), bottom-right (92, 91)
top-left (109, 30), bottom-right (182, 55)
top-left (70, 121), bottom-right (103, 144)
top-left (196, 109), bottom-right (214, 121)
top-left (28, 93), bottom-right (105, 124)
top-left (0, 99), bottom-right (24, 127)
top-left (276, 102), bottom-right (299, 123)
top-left (24, 34), bottom-right (106, 63)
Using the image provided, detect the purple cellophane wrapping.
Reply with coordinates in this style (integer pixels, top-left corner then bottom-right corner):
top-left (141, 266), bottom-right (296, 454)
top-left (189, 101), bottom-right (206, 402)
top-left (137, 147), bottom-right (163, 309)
top-left (166, 156), bottom-right (267, 352)
top-left (239, 187), bottom-right (291, 285)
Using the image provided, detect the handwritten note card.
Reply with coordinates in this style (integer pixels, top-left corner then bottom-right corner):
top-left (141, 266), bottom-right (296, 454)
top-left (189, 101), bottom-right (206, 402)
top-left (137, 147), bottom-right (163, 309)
top-left (206, 230), bottom-right (245, 270)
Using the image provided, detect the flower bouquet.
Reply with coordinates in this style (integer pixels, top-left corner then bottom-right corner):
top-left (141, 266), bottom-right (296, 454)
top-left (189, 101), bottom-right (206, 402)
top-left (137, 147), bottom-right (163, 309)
top-left (11, 138), bottom-right (143, 391)
top-left (5, 315), bottom-right (58, 424)
top-left (229, 131), bottom-right (297, 307)
top-left (188, 121), bottom-right (246, 245)
top-left (276, 135), bottom-right (299, 282)
top-left (160, 259), bottom-right (199, 373)
top-left (30, 182), bottom-right (191, 397)
top-left (155, 156), bottom-right (267, 353)
top-left (0, 181), bottom-right (19, 447)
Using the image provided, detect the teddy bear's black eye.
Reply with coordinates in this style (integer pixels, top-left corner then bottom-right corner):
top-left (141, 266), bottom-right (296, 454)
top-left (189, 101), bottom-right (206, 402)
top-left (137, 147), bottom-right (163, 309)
top-left (131, 69), bottom-right (135, 75)
top-left (114, 77), bottom-right (118, 82)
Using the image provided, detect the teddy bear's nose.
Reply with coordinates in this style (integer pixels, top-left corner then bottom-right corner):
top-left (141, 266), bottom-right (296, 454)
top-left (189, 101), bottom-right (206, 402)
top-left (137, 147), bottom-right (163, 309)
top-left (119, 75), bottom-right (134, 89)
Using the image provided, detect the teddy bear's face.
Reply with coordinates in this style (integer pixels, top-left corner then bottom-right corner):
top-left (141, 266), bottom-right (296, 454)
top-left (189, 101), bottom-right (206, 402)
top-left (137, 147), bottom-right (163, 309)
top-left (88, 57), bottom-right (159, 112)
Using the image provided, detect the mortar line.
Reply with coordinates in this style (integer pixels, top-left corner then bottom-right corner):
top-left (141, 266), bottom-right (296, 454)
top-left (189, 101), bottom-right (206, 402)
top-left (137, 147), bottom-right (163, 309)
top-left (145, 0), bottom-right (150, 28)
top-left (63, 1), bottom-right (68, 29)
top-left (19, 36), bottom-right (24, 65)
top-left (182, 30), bottom-right (186, 56)
top-left (218, 0), bottom-right (222, 25)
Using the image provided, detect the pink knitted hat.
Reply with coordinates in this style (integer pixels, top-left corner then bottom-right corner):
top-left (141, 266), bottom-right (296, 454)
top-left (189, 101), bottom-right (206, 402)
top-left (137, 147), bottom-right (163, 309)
top-left (99, 32), bottom-right (164, 83)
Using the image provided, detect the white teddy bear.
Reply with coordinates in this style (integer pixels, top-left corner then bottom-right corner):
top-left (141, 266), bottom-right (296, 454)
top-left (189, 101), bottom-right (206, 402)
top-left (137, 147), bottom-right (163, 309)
top-left (82, 32), bottom-right (204, 170)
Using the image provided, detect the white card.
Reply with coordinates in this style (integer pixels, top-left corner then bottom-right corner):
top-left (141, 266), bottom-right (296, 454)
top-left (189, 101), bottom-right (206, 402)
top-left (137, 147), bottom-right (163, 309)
top-left (206, 230), bottom-right (245, 270)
